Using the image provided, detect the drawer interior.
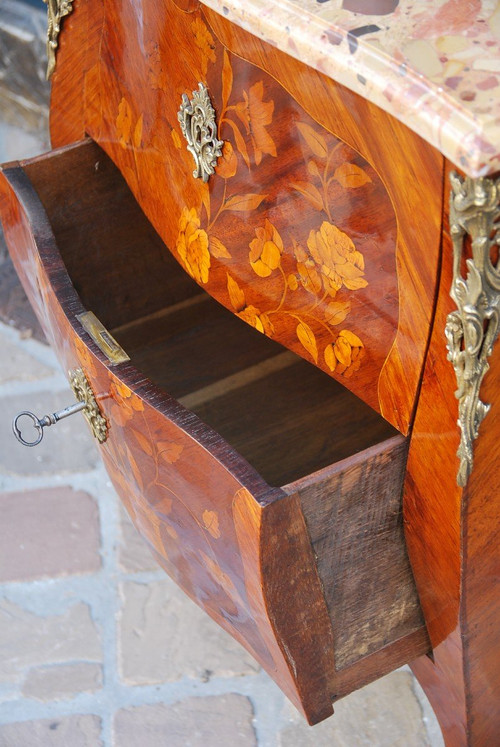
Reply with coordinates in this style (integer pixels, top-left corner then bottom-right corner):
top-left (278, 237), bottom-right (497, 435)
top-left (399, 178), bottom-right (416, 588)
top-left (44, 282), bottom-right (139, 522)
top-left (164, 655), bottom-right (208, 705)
top-left (111, 299), bottom-right (396, 485)
top-left (24, 140), bottom-right (397, 487)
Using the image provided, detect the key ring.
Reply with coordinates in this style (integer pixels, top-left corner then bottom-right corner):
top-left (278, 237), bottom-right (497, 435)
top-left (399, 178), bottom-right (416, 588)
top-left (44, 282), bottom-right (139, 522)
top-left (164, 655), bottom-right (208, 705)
top-left (12, 411), bottom-right (45, 447)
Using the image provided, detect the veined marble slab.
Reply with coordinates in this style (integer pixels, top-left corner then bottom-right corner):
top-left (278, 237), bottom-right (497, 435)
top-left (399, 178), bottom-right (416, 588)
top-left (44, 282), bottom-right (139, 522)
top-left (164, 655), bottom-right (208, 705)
top-left (202, 0), bottom-right (500, 177)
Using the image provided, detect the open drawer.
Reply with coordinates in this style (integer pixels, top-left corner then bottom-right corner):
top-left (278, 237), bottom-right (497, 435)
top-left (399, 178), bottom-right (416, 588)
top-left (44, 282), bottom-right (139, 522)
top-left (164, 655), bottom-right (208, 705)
top-left (0, 139), bottom-right (430, 724)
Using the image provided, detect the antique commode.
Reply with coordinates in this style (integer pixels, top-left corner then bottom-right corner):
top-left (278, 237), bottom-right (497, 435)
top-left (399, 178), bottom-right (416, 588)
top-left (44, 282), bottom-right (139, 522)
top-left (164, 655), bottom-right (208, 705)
top-left (1, 0), bottom-right (499, 744)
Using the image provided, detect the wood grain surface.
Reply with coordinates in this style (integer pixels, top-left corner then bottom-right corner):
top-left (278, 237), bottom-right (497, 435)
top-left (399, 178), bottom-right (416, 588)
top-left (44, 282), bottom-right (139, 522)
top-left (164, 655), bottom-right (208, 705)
top-left (290, 436), bottom-right (428, 671)
top-left (49, 0), bottom-right (444, 435)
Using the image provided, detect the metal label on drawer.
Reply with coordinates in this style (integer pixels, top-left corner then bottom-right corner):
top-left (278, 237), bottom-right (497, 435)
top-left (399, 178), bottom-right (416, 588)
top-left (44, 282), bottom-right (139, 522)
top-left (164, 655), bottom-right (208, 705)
top-left (76, 311), bottom-right (130, 365)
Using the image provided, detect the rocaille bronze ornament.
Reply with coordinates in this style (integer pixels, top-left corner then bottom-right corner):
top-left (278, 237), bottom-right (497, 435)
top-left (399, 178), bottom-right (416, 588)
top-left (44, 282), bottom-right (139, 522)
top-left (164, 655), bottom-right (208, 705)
top-left (178, 83), bottom-right (223, 183)
top-left (43, 0), bottom-right (74, 79)
top-left (445, 172), bottom-right (500, 486)
top-left (69, 367), bottom-right (108, 444)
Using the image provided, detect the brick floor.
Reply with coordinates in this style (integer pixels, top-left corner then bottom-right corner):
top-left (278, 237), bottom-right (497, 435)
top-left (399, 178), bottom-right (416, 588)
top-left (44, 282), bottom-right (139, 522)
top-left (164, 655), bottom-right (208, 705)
top-left (0, 487), bottom-right (101, 582)
top-left (0, 599), bottom-right (102, 693)
top-left (118, 503), bottom-right (158, 573)
top-left (22, 662), bottom-right (103, 701)
top-left (114, 695), bottom-right (257, 747)
top-left (0, 329), bottom-right (51, 383)
top-left (118, 579), bottom-right (259, 685)
top-left (0, 715), bottom-right (103, 747)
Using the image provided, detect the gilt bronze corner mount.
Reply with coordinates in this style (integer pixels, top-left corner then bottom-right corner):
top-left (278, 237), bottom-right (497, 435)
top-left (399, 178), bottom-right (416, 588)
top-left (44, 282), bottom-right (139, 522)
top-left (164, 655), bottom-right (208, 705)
top-left (445, 172), bottom-right (500, 486)
top-left (43, 0), bottom-right (74, 79)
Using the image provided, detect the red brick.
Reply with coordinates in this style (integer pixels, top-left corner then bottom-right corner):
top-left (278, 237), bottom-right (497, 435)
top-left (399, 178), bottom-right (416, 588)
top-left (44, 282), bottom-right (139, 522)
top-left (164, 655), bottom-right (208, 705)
top-left (114, 694), bottom-right (256, 746)
top-left (0, 715), bottom-right (102, 746)
top-left (0, 487), bottom-right (101, 582)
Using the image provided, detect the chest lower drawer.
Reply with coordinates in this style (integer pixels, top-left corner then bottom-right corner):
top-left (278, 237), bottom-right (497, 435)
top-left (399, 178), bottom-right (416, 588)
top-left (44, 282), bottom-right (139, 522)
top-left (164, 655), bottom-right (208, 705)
top-left (0, 138), bottom-right (429, 724)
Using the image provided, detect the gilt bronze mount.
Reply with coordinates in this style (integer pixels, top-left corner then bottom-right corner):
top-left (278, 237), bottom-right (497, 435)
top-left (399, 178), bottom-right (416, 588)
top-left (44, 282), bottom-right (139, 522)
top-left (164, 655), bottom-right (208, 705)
top-left (43, 0), bottom-right (74, 79)
top-left (445, 172), bottom-right (500, 486)
top-left (69, 367), bottom-right (108, 443)
top-left (178, 83), bottom-right (223, 183)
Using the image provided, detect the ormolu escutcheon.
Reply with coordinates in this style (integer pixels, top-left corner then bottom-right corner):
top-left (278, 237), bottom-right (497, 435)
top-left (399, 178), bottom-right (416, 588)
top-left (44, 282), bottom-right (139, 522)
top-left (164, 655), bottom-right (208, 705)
top-left (178, 83), bottom-right (223, 183)
top-left (69, 368), bottom-right (108, 443)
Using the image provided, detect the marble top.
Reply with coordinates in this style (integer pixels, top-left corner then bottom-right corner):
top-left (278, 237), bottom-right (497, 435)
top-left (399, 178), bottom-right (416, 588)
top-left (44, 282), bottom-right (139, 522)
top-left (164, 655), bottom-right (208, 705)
top-left (202, 0), bottom-right (500, 177)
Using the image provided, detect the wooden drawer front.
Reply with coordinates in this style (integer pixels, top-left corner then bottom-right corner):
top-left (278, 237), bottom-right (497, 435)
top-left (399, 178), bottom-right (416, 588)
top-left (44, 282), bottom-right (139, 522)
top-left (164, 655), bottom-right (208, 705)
top-left (0, 140), bottom-right (429, 724)
top-left (50, 0), bottom-right (443, 435)
top-left (0, 148), bottom-right (336, 724)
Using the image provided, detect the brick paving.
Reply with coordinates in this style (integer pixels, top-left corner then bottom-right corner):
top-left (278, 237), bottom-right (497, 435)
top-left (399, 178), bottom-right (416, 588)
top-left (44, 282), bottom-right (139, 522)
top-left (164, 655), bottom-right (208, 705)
top-left (0, 3), bottom-right (444, 744)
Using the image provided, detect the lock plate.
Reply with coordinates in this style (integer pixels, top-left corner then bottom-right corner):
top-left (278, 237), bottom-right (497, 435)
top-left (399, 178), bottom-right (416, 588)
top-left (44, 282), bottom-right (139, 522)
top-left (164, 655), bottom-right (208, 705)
top-left (77, 311), bottom-right (130, 365)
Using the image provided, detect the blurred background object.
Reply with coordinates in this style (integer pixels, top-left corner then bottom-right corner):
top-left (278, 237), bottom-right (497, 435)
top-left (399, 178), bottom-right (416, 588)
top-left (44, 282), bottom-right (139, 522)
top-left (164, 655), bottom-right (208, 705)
top-left (0, 0), bottom-right (48, 341)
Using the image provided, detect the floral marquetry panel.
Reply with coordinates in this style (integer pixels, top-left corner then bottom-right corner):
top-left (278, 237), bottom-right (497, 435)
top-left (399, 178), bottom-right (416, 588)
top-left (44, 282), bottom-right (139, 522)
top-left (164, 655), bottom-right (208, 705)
top-left (50, 0), bottom-right (443, 433)
top-left (170, 62), bottom-right (398, 412)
